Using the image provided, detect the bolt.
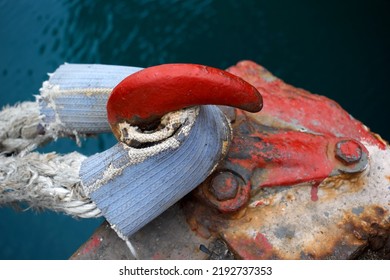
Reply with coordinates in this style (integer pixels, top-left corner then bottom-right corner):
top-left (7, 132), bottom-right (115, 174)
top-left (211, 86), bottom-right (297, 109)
top-left (335, 139), bottom-right (362, 165)
top-left (209, 171), bottom-right (239, 201)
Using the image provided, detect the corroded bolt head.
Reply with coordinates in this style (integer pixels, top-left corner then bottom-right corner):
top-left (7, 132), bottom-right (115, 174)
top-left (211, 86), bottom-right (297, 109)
top-left (335, 139), bottom-right (362, 165)
top-left (209, 171), bottom-right (239, 201)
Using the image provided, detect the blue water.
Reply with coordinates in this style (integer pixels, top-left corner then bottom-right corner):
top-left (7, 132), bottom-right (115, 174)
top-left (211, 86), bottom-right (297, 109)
top-left (0, 0), bottom-right (389, 259)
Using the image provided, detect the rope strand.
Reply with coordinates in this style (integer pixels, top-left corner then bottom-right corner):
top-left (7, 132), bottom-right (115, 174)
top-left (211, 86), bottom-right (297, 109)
top-left (0, 102), bottom-right (51, 155)
top-left (0, 151), bottom-right (101, 218)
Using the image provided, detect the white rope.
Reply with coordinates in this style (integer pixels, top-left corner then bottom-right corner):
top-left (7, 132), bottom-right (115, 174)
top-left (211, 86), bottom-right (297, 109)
top-left (0, 101), bottom-right (102, 218)
top-left (117, 109), bottom-right (191, 145)
top-left (0, 151), bottom-right (101, 218)
top-left (0, 102), bottom-right (51, 155)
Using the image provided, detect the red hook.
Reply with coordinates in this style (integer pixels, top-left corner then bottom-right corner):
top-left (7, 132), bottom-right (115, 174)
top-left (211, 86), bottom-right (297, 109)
top-left (106, 63), bottom-right (263, 134)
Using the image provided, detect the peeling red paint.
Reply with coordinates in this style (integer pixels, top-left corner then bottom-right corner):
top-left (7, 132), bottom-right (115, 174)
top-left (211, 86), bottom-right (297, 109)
top-left (195, 61), bottom-right (373, 214)
top-left (211, 110), bottom-right (364, 209)
top-left (255, 233), bottom-right (273, 251)
top-left (186, 61), bottom-right (386, 260)
top-left (227, 60), bottom-right (386, 150)
top-left (79, 235), bottom-right (102, 256)
top-left (223, 232), bottom-right (275, 259)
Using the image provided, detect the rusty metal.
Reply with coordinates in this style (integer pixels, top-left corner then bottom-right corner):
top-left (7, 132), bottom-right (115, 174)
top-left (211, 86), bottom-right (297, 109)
top-left (185, 61), bottom-right (390, 259)
top-left (197, 121), bottom-right (370, 213)
top-left (209, 171), bottom-right (240, 201)
top-left (201, 169), bottom-right (250, 213)
top-left (72, 204), bottom-right (210, 260)
top-left (72, 61), bottom-right (390, 260)
top-left (226, 61), bottom-right (386, 150)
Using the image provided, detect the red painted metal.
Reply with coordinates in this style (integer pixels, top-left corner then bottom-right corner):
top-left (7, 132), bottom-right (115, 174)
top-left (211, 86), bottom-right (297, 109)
top-left (188, 60), bottom-right (384, 214)
top-left (190, 61), bottom-right (385, 213)
top-left (225, 232), bottom-right (275, 260)
top-left (73, 61), bottom-right (390, 260)
top-left (335, 139), bottom-right (362, 164)
top-left (184, 61), bottom-right (389, 259)
top-left (78, 234), bottom-right (102, 256)
top-left (202, 169), bottom-right (251, 213)
top-left (227, 60), bottom-right (386, 150)
top-left (107, 63), bottom-right (263, 131)
top-left (197, 108), bottom-right (370, 213)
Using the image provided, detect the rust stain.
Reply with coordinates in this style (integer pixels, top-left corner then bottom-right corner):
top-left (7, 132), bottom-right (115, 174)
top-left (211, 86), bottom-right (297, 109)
top-left (297, 206), bottom-right (389, 259)
top-left (338, 205), bottom-right (385, 256)
top-left (285, 192), bottom-right (296, 202)
top-left (183, 197), bottom-right (230, 239)
top-left (343, 205), bottom-right (389, 234)
top-left (185, 181), bottom-right (390, 259)
top-left (319, 172), bottom-right (367, 202)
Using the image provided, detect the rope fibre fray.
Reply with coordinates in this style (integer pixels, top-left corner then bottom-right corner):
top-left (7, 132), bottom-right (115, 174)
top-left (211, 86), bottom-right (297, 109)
top-left (0, 64), bottom-right (142, 154)
top-left (0, 151), bottom-right (101, 218)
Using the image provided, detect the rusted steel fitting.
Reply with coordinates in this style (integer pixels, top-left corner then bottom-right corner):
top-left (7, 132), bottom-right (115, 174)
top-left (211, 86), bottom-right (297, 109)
top-left (73, 61), bottom-right (390, 260)
top-left (202, 170), bottom-right (250, 213)
top-left (332, 138), bottom-right (369, 174)
top-left (210, 171), bottom-right (239, 201)
top-left (107, 63), bottom-right (262, 134)
top-left (182, 61), bottom-right (389, 260)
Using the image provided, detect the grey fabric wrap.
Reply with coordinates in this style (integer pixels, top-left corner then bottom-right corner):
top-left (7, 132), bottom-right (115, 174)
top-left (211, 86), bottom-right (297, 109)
top-left (79, 105), bottom-right (230, 237)
top-left (39, 64), bottom-right (143, 134)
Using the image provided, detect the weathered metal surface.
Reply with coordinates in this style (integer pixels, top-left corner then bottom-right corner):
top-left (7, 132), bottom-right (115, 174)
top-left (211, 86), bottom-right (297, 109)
top-left (72, 61), bottom-right (390, 260)
top-left (196, 113), bottom-right (370, 213)
top-left (226, 61), bottom-right (385, 150)
top-left (71, 204), bottom-right (210, 260)
top-left (187, 145), bottom-right (390, 259)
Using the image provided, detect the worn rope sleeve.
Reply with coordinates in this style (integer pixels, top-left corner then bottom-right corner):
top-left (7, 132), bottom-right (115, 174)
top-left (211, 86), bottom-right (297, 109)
top-left (0, 151), bottom-right (101, 218)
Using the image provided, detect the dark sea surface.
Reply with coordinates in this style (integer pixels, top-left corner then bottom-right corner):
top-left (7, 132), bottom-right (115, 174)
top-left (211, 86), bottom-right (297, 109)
top-left (0, 0), bottom-right (389, 259)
